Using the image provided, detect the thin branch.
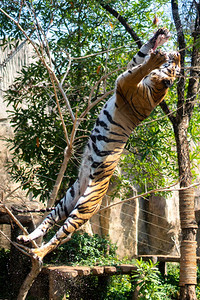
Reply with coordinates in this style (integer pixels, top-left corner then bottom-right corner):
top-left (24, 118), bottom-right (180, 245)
top-left (50, 74), bottom-right (70, 145)
top-left (86, 67), bottom-right (125, 108)
top-left (57, 81), bottom-right (75, 121)
top-left (71, 43), bottom-right (136, 60)
top-left (185, 15), bottom-right (200, 117)
top-left (171, 0), bottom-right (186, 111)
top-left (18, 0), bottom-right (24, 24)
top-left (81, 89), bottom-right (115, 121)
top-left (159, 100), bottom-right (176, 125)
top-left (61, 52), bottom-right (72, 85)
top-left (171, 0), bottom-right (186, 51)
top-left (47, 146), bottom-right (72, 209)
top-left (17, 257), bottom-right (42, 300)
top-left (103, 17), bottom-right (117, 93)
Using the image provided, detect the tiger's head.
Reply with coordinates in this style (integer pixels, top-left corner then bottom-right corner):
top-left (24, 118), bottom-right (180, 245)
top-left (161, 51), bottom-right (181, 87)
top-left (142, 51), bottom-right (180, 105)
top-left (145, 51), bottom-right (181, 89)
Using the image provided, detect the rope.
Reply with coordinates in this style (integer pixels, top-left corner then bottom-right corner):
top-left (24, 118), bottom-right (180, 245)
top-left (179, 188), bottom-right (197, 229)
top-left (179, 240), bottom-right (197, 286)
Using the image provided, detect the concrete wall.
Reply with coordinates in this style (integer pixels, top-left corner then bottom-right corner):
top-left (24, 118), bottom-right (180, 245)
top-left (0, 41), bottom-right (35, 248)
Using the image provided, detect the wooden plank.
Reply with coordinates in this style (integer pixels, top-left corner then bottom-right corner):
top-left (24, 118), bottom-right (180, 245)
top-left (44, 266), bottom-right (78, 278)
top-left (73, 266), bottom-right (91, 276)
top-left (138, 255), bottom-right (200, 263)
top-left (138, 255), bottom-right (180, 263)
top-left (91, 266), bottom-right (104, 275)
top-left (104, 266), bottom-right (117, 274)
top-left (118, 264), bottom-right (137, 274)
top-left (43, 253), bottom-right (200, 281)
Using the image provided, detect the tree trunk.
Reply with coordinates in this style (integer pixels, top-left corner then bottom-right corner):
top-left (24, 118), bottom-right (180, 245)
top-left (173, 116), bottom-right (198, 299)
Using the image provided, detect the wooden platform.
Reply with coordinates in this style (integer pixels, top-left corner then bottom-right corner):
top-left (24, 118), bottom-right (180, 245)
top-left (42, 264), bottom-right (137, 279)
top-left (42, 255), bottom-right (200, 280)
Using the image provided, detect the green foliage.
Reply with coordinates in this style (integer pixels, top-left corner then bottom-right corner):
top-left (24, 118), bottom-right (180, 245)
top-left (5, 61), bottom-right (77, 201)
top-left (132, 259), bottom-right (180, 300)
top-left (44, 231), bottom-right (117, 266)
top-left (117, 108), bottom-right (178, 196)
top-left (104, 275), bottom-right (132, 300)
top-left (188, 104), bottom-right (200, 180)
top-left (196, 265), bottom-right (200, 298)
top-left (165, 263), bottom-right (180, 287)
top-left (132, 259), bottom-right (167, 299)
top-left (163, 263), bottom-right (180, 299)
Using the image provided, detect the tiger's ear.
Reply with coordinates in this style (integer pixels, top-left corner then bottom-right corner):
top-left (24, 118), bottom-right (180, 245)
top-left (163, 79), bottom-right (173, 87)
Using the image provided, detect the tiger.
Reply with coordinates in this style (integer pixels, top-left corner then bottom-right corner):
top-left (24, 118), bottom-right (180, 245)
top-left (17, 28), bottom-right (180, 260)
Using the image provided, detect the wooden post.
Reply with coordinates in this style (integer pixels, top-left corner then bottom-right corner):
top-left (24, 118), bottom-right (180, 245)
top-left (179, 188), bottom-right (198, 298)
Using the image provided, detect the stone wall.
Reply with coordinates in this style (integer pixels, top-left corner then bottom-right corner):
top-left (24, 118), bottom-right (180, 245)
top-left (0, 41), bottom-right (34, 119)
top-left (0, 41), bottom-right (36, 248)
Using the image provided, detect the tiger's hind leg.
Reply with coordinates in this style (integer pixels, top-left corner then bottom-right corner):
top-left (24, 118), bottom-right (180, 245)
top-left (30, 216), bottom-right (87, 260)
top-left (25, 185), bottom-right (103, 260)
top-left (17, 179), bottom-right (81, 244)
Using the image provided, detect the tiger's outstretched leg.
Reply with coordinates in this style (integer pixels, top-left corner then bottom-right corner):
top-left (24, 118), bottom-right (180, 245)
top-left (127, 27), bottom-right (170, 68)
top-left (17, 179), bottom-right (82, 243)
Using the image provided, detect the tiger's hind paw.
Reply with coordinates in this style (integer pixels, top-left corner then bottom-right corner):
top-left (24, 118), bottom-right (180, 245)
top-left (30, 247), bottom-right (46, 261)
top-left (15, 241), bottom-right (45, 262)
top-left (17, 234), bottom-right (31, 244)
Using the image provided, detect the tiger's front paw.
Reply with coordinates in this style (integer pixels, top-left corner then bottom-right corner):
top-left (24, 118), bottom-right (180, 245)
top-left (17, 234), bottom-right (31, 244)
top-left (150, 28), bottom-right (171, 50)
top-left (149, 50), bottom-right (167, 68)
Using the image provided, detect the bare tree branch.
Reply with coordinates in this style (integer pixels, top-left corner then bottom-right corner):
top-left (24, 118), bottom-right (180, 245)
top-left (0, 230), bottom-right (32, 257)
top-left (99, 1), bottom-right (143, 48)
top-left (171, 0), bottom-right (186, 112)
top-left (17, 258), bottom-right (42, 300)
top-left (185, 13), bottom-right (200, 118)
top-left (159, 101), bottom-right (176, 125)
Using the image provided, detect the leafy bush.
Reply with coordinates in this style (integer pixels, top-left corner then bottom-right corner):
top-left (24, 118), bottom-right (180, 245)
top-left (132, 259), bottom-right (180, 300)
top-left (132, 259), bottom-right (167, 299)
top-left (44, 231), bottom-right (117, 266)
top-left (105, 275), bottom-right (132, 300)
